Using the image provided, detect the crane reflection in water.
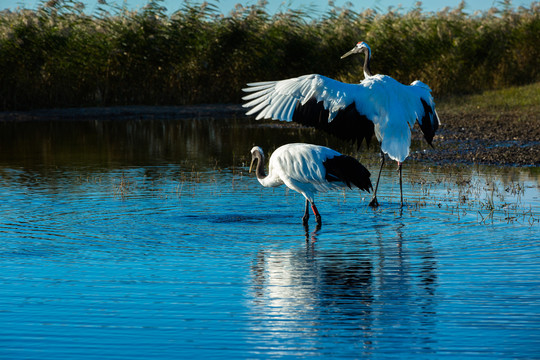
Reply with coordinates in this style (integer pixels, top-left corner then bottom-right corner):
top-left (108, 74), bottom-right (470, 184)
top-left (247, 221), bottom-right (438, 357)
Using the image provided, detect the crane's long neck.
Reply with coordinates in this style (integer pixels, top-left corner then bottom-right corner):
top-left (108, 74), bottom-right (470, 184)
top-left (252, 149), bottom-right (282, 188)
top-left (363, 47), bottom-right (373, 77)
top-left (253, 152), bottom-right (267, 182)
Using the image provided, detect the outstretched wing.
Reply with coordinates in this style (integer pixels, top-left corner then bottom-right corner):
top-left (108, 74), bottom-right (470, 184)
top-left (242, 74), bottom-right (375, 147)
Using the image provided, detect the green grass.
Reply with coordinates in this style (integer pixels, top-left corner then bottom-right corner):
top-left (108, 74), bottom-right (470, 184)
top-left (438, 82), bottom-right (540, 114)
top-left (0, 0), bottom-right (539, 110)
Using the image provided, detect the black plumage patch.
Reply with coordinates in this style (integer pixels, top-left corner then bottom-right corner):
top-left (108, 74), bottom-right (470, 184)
top-left (292, 98), bottom-right (375, 148)
top-left (323, 155), bottom-right (372, 192)
top-left (418, 98), bottom-right (440, 146)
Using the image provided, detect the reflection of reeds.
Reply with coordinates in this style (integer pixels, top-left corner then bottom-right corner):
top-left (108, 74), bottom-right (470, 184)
top-left (113, 172), bottom-right (132, 199)
top-left (174, 181), bottom-right (183, 200)
top-left (1, 0), bottom-right (538, 110)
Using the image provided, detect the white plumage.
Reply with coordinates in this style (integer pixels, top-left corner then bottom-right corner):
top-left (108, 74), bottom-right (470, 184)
top-left (253, 144), bottom-right (344, 202)
top-left (243, 41), bottom-right (440, 207)
top-left (249, 143), bottom-right (372, 225)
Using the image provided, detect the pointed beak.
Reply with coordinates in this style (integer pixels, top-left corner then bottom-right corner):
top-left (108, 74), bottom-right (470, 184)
top-left (249, 158), bottom-right (255, 173)
top-left (340, 47), bottom-right (357, 59)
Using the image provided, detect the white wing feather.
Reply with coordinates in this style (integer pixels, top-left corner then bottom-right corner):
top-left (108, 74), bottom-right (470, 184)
top-left (242, 74), bottom-right (367, 123)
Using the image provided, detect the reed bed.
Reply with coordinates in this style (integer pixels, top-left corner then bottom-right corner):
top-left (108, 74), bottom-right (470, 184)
top-left (0, 0), bottom-right (538, 110)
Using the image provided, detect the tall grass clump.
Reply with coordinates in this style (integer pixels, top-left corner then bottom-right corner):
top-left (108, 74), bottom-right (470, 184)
top-left (0, 0), bottom-right (538, 110)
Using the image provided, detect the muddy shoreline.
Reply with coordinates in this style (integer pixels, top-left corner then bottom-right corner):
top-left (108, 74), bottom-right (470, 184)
top-left (1, 104), bottom-right (538, 167)
top-left (411, 111), bottom-right (539, 167)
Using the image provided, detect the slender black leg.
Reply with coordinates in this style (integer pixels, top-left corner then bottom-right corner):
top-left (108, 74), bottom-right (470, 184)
top-left (369, 151), bottom-right (385, 207)
top-left (398, 162), bottom-right (403, 208)
top-left (302, 199), bottom-right (310, 224)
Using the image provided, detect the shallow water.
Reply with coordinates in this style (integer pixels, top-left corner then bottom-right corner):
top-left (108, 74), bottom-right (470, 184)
top-left (1, 118), bottom-right (539, 359)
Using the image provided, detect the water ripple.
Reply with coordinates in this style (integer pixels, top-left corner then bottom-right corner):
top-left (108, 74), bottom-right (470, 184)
top-left (1, 162), bottom-right (539, 358)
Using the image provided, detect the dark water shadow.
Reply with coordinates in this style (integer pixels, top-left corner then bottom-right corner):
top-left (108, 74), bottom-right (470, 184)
top-left (0, 117), bottom-right (357, 172)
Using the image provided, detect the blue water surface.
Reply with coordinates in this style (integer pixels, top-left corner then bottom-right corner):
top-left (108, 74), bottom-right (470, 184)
top-left (0, 118), bottom-right (539, 359)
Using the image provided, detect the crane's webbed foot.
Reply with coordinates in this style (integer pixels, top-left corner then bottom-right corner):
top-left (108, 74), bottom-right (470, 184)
top-left (368, 197), bottom-right (379, 207)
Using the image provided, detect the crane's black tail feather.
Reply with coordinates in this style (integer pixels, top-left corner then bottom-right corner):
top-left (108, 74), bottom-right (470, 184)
top-left (324, 155), bottom-right (372, 192)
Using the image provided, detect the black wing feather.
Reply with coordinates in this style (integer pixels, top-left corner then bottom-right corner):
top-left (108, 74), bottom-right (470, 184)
top-left (418, 98), bottom-right (439, 146)
top-left (323, 155), bottom-right (372, 192)
top-left (292, 98), bottom-right (375, 148)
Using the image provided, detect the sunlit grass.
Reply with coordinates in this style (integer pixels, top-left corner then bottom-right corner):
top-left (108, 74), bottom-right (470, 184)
top-left (438, 82), bottom-right (540, 114)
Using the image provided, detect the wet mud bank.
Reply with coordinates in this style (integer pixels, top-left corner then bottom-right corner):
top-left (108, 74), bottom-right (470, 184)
top-left (412, 111), bottom-right (540, 166)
